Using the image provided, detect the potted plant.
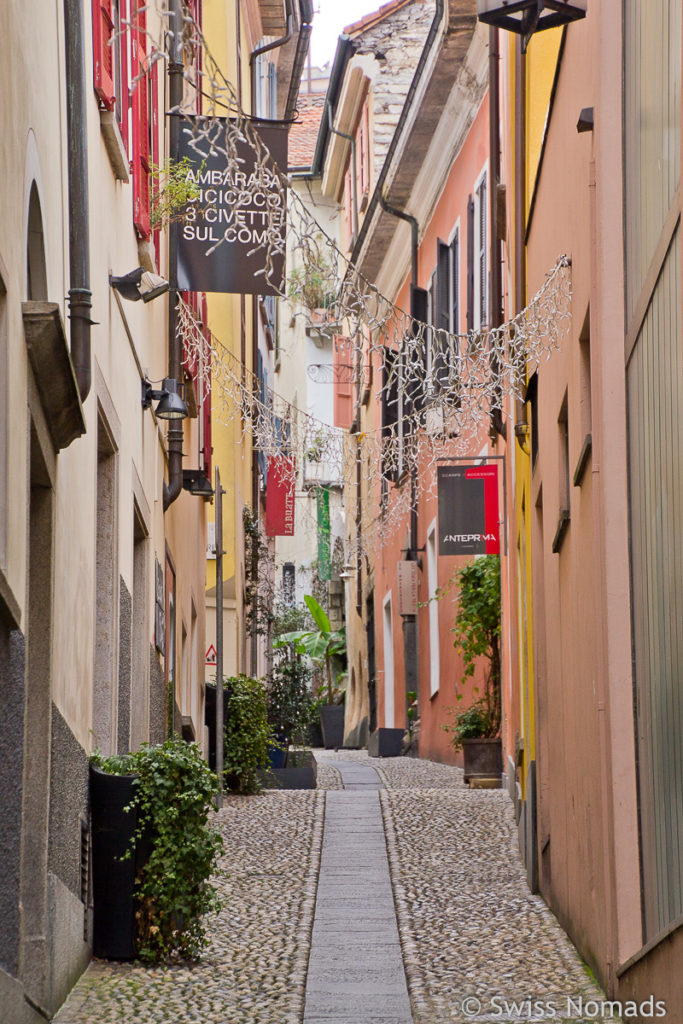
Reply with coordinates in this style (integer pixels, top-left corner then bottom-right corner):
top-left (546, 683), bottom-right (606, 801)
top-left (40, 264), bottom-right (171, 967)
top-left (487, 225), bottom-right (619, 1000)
top-left (273, 594), bottom-right (347, 749)
top-left (90, 738), bottom-right (223, 962)
top-left (287, 235), bottom-right (338, 324)
top-left (444, 554), bottom-right (503, 785)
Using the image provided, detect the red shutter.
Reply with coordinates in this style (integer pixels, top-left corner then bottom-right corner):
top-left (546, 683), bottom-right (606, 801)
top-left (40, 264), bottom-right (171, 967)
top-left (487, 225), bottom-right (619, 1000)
top-left (150, 53), bottom-right (160, 263)
top-left (333, 335), bottom-right (354, 430)
top-left (118, 0), bottom-right (130, 152)
top-left (93, 0), bottom-right (116, 110)
top-left (132, 30), bottom-right (151, 238)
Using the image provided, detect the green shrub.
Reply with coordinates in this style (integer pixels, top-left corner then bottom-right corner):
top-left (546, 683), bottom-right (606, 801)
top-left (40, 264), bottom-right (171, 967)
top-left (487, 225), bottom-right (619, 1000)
top-left (224, 674), bottom-right (272, 793)
top-left (91, 738), bottom-right (223, 962)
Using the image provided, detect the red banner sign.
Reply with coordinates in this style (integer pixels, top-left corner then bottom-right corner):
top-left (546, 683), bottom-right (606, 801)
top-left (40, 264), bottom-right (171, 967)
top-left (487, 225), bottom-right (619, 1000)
top-left (265, 456), bottom-right (296, 536)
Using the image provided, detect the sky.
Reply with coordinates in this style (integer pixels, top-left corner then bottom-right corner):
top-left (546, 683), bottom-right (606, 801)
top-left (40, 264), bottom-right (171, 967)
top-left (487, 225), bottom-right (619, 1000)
top-left (309, 0), bottom-right (384, 67)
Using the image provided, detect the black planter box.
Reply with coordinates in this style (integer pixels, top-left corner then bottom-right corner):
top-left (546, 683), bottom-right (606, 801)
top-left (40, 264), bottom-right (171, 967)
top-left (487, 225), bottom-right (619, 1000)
top-left (320, 704), bottom-right (345, 749)
top-left (90, 766), bottom-right (141, 960)
top-left (462, 737), bottom-right (503, 786)
top-left (368, 727), bottom-right (405, 758)
top-left (259, 752), bottom-right (317, 789)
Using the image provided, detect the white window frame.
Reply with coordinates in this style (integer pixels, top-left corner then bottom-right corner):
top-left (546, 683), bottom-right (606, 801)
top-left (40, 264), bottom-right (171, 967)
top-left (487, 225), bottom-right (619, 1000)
top-left (427, 520), bottom-right (440, 697)
top-left (383, 592), bottom-right (395, 727)
top-left (448, 217), bottom-right (461, 336)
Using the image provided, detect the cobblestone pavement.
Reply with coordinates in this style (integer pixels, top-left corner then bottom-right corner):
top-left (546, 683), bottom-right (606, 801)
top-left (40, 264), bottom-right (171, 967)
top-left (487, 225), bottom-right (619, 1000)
top-left (54, 791), bottom-right (324, 1024)
top-left (329, 751), bottom-right (614, 1024)
top-left (54, 752), bottom-right (616, 1024)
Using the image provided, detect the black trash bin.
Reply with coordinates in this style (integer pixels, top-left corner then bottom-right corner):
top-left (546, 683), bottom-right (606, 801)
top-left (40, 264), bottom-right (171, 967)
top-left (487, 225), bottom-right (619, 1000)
top-left (90, 765), bottom-right (140, 959)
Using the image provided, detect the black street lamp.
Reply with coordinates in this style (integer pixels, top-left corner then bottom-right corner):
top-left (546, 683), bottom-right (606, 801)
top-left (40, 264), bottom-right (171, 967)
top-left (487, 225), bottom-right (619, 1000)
top-left (477, 0), bottom-right (586, 51)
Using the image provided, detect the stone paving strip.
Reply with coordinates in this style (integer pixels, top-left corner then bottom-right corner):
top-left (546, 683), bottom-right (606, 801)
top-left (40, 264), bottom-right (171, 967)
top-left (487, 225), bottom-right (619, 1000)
top-left (304, 760), bottom-right (412, 1024)
top-left (54, 791), bottom-right (324, 1024)
top-left (341, 752), bottom-right (614, 1024)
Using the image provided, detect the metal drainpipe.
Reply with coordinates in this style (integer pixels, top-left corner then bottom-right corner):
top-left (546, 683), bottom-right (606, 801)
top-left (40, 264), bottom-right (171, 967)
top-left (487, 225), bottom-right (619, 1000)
top-left (163, 0), bottom-right (185, 511)
top-left (377, 195), bottom-right (421, 723)
top-left (250, 1), bottom-right (293, 65)
top-left (376, 196), bottom-right (419, 557)
top-left (489, 25), bottom-right (506, 439)
top-left (64, 0), bottom-right (92, 402)
top-left (513, 37), bottom-right (528, 441)
top-left (328, 103), bottom-right (359, 242)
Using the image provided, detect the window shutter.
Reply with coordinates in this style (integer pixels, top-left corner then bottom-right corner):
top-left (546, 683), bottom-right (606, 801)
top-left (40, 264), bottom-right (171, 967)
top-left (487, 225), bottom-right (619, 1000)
top-left (433, 242), bottom-right (450, 393)
top-left (344, 169), bottom-right (353, 248)
top-left (93, 0), bottom-right (116, 110)
top-left (132, 30), bottom-right (151, 238)
top-left (408, 285), bottom-right (428, 415)
top-left (360, 103), bottom-right (370, 196)
top-left (479, 175), bottom-right (488, 325)
top-left (382, 348), bottom-right (399, 482)
top-left (150, 53), bottom-right (160, 261)
top-left (450, 230), bottom-right (459, 334)
top-left (333, 335), bottom-right (355, 430)
top-left (467, 193), bottom-right (474, 333)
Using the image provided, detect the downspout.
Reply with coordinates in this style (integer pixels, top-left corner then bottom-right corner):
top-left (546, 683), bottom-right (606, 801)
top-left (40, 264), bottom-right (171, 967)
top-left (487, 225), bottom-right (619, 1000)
top-left (250, 0), bottom-right (294, 114)
top-left (378, 195), bottom-right (421, 726)
top-left (489, 25), bottom-right (506, 438)
top-left (328, 105), bottom-right (359, 242)
top-left (164, 0), bottom-right (185, 511)
top-left (513, 38), bottom-right (528, 442)
top-left (64, 0), bottom-right (92, 402)
top-left (284, 0), bottom-right (313, 122)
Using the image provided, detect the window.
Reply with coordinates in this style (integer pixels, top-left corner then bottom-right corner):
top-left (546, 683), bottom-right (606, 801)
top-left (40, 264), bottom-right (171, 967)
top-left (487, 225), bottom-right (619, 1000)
top-left (282, 563), bottom-right (295, 606)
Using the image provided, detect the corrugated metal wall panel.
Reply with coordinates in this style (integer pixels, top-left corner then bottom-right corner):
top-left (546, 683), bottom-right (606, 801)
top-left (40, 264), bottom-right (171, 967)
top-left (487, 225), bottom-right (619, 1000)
top-left (624, 0), bottom-right (681, 323)
top-left (627, 229), bottom-right (683, 937)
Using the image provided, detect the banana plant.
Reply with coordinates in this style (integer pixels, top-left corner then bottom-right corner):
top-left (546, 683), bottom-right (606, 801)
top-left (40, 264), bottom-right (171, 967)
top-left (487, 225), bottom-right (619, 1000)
top-left (273, 594), bottom-right (346, 704)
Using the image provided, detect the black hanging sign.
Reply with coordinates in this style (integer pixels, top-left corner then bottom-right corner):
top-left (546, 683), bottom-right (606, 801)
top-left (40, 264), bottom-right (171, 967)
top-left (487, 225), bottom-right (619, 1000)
top-left (175, 117), bottom-right (288, 295)
top-left (437, 464), bottom-right (500, 556)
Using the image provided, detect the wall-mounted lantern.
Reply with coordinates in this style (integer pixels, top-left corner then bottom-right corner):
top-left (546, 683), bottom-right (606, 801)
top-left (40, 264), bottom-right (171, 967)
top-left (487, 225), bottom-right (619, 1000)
top-left (477, 0), bottom-right (586, 50)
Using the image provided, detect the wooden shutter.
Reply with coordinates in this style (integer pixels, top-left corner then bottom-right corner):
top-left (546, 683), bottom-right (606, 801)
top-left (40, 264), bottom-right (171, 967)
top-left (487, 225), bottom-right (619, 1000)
top-left (93, 0), bottom-right (116, 110)
top-left (344, 169), bottom-right (353, 248)
top-left (479, 174), bottom-right (488, 325)
top-left (467, 193), bottom-right (474, 332)
top-left (333, 335), bottom-right (354, 430)
top-left (382, 348), bottom-right (399, 481)
top-left (433, 242), bottom-right (450, 392)
top-left (150, 53), bottom-right (160, 261)
top-left (132, 29), bottom-right (151, 238)
top-left (408, 285), bottom-right (428, 416)
top-left (450, 230), bottom-right (460, 334)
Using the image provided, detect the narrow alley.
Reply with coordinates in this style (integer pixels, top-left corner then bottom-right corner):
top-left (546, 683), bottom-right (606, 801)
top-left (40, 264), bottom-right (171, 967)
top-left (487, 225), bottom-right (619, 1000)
top-left (54, 754), bottom-right (607, 1024)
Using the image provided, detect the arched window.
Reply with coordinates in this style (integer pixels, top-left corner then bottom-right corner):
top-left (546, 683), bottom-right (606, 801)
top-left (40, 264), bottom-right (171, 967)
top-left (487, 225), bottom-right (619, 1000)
top-left (26, 183), bottom-right (47, 301)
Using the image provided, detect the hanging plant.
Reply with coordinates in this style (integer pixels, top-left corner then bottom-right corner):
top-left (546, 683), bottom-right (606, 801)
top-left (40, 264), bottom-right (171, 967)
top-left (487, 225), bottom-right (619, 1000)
top-left (150, 156), bottom-right (204, 230)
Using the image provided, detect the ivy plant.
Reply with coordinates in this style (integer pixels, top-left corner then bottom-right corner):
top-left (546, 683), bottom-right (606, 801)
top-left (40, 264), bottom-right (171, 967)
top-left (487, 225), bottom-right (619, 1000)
top-left (444, 555), bottom-right (502, 750)
top-left (91, 737), bottom-right (223, 962)
top-left (223, 674), bottom-right (273, 793)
